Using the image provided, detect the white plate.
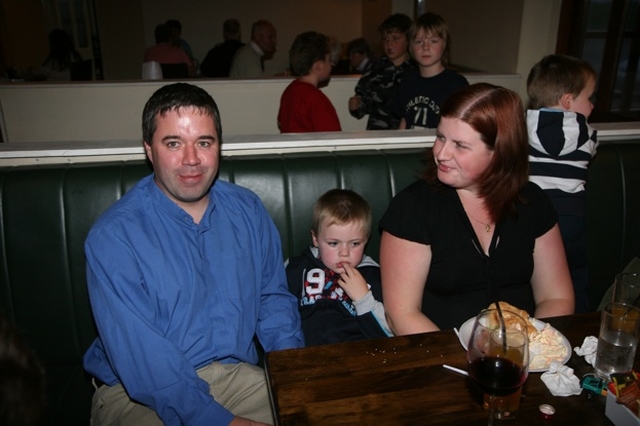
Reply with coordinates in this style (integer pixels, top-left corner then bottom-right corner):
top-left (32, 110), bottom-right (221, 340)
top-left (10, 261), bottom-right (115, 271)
top-left (456, 316), bottom-right (572, 373)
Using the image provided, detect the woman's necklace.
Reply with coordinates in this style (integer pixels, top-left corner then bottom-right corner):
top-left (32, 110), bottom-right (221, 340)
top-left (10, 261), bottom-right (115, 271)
top-left (464, 208), bottom-right (493, 233)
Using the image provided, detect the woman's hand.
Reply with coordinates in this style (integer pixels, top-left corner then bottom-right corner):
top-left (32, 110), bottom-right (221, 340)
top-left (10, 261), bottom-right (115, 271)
top-left (229, 417), bottom-right (271, 426)
top-left (338, 263), bottom-right (369, 302)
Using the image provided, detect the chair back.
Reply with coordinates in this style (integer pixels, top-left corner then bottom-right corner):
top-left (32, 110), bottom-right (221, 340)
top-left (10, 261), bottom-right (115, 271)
top-left (70, 59), bottom-right (93, 81)
top-left (160, 63), bottom-right (188, 79)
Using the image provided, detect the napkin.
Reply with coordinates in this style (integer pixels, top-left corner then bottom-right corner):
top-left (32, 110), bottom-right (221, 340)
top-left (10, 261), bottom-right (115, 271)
top-left (574, 336), bottom-right (598, 367)
top-left (540, 361), bottom-right (583, 396)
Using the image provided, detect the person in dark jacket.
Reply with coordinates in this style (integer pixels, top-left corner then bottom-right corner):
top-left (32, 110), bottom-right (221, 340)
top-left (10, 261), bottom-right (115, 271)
top-left (201, 18), bottom-right (244, 78)
top-left (285, 189), bottom-right (392, 346)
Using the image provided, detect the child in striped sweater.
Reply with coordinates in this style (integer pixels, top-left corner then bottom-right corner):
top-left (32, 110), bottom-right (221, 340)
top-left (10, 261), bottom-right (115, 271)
top-left (526, 54), bottom-right (598, 313)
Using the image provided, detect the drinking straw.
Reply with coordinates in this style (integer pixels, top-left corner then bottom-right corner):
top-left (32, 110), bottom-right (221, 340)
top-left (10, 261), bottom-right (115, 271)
top-left (495, 300), bottom-right (508, 352)
top-left (443, 364), bottom-right (469, 377)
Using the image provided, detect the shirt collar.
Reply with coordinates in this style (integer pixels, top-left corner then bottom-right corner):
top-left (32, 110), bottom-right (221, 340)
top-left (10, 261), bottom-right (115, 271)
top-left (145, 174), bottom-right (216, 228)
top-left (250, 40), bottom-right (264, 57)
top-left (357, 57), bottom-right (370, 72)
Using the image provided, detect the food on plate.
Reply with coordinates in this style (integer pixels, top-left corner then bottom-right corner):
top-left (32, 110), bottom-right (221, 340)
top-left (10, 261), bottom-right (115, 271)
top-left (529, 323), bottom-right (569, 370)
top-left (487, 301), bottom-right (568, 370)
top-left (458, 303), bottom-right (570, 371)
top-left (487, 301), bottom-right (537, 338)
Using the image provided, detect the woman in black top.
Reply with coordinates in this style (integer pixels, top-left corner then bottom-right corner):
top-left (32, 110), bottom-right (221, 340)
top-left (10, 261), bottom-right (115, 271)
top-left (379, 83), bottom-right (575, 333)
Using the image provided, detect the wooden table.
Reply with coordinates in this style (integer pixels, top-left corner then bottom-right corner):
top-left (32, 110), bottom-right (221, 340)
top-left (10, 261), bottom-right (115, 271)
top-left (265, 312), bottom-right (637, 425)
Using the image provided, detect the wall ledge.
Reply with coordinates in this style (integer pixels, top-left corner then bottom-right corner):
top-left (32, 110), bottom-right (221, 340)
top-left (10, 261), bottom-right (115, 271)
top-left (0, 122), bottom-right (638, 167)
top-left (0, 130), bottom-right (434, 166)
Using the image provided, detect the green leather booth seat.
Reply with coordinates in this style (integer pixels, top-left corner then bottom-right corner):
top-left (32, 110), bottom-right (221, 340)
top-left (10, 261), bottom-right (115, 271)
top-left (0, 143), bottom-right (638, 425)
top-left (586, 140), bottom-right (640, 308)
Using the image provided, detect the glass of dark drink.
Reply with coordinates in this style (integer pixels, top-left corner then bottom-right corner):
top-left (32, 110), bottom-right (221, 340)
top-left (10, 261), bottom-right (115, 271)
top-left (467, 308), bottom-right (530, 425)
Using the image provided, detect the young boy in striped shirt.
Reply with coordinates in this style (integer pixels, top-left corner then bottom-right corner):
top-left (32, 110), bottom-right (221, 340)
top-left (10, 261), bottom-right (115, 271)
top-left (526, 54), bottom-right (598, 313)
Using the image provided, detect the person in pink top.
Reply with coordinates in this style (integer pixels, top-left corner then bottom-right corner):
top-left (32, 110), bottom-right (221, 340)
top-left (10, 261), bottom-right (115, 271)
top-left (277, 31), bottom-right (341, 133)
top-left (143, 23), bottom-right (195, 77)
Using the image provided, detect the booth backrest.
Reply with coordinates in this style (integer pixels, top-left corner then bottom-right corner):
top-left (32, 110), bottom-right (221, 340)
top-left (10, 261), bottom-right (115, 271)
top-left (0, 148), bottom-right (424, 425)
top-left (586, 140), bottom-right (640, 308)
top-left (0, 142), bottom-right (638, 425)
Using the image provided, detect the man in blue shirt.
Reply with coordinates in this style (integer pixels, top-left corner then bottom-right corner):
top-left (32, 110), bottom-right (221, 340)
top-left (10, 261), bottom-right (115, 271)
top-left (83, 82), bottom-right (304, 426)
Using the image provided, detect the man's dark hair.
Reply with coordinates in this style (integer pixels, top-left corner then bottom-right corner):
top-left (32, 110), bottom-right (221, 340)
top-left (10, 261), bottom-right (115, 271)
top-left (165, 19), bottom-right (182, 32)
top-left (288, 31), bottom-right (329, 77)
top-left (154, 23), bottom-right (173, 44)
top-left (251, 20), bottom-right (273, 38)
top-left (142, 83), bottom-right (222, 144)
top-left (378, 13), bottom-right (413, 36)
top-left (347, 38), bottom-right (371, 57)
top-left (223, 18), bottom-right (241, 40)
top-left (0, 314), bottom-right (46, 426)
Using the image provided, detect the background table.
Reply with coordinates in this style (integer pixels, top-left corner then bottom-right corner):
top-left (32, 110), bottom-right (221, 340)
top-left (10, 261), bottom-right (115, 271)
top-left (266, 312), bottom-right (637, 425)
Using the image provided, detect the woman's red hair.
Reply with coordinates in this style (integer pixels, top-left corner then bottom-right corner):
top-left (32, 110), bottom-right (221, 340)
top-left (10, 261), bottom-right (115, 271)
top-left (422, 83), bottom-right (529, 222)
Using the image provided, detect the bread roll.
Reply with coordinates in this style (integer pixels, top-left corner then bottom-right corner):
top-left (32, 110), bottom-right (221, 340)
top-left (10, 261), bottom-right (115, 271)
top-left (487, 301), bottom-right (538, 338)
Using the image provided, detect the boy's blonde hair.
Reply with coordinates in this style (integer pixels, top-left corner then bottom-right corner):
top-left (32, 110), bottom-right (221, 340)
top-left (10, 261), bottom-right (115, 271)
top-left (311, 189), bottom-right (372, 238)
top-left (412, 12), bottom-right (451, 67)
top-left (527, 54), bottom-right (597, 109)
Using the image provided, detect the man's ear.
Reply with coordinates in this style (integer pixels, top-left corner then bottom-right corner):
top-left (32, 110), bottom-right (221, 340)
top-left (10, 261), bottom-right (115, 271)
top-left (559, 92), bottom-right (573, 110)
top-left (312, 59), bottom-right (325, 74)
top-left (144, 141), bottom-right (153, 163)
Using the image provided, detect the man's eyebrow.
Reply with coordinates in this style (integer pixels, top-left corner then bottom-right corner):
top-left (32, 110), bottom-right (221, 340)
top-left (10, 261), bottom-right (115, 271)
top-left (159, 135), bottom-right (218, 142)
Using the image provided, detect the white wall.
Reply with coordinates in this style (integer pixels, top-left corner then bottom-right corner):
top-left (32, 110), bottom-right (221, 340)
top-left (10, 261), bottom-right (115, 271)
top-left (425, 0), bottom-right (562, 101)
top-left (0, 0), bottom-right (561, 144)
top-left (92, 0), bottom-right (560, 81)
top-left (0, 73), bottom-right (521, 143)
top-left (515, 0), bottom-right (563, 101)
top-left (95, 0), bottom-right (146, 81)
top-left (391, 0), bottom-right (414, 17)
top-left (139, 0), bottom-right (364, 78)
top-left (427, 0), bottom-right (525, 73)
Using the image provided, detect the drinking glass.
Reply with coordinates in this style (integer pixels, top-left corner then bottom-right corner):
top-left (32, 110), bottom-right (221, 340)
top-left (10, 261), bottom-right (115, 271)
top-left (467, 308), bottom-right (530, 425)
top-left (612, 272), bottom-right (640, 306)
top-left (594, 302), bottom-right (640, 380)
top-left (482, 386), bottom-right (522, 420)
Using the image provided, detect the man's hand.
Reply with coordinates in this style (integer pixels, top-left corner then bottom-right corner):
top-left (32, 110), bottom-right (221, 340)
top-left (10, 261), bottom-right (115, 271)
top-left (348, 95), bottom-right (362, 111)
top-left (337, 263), bottom-right (368, 302)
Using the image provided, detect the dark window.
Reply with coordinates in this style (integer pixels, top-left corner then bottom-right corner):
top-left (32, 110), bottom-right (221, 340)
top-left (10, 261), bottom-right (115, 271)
top-left (558, 0), bottom-right (640, 121)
